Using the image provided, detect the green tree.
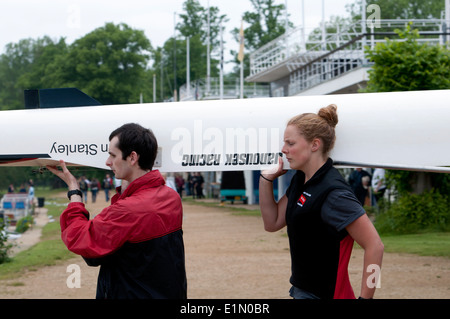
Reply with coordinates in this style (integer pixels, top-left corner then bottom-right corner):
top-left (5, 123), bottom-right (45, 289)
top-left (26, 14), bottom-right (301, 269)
top-left (177, 0), bottom-right (205, 38)
top-left (178, 35), bottom-right (217, 90)
top-left (0, 39), bottom-right (35, 110)
top-left (17, 37), bottom-right (68, 90)
top-left (230, 0), bottom-right (292, 77)
top-left (364, 24), bottom-right (450, 93)
top-left (177, 0), bottom-right (228, 54)
top-left (347, 0), bottom-right (445, 20)
top-left (153, 0), bottom-right (227, 101)
top-left (0, 167), bottom-right (33, 190)
top-left (0, 23), bottom-right (153, 108)
top-left (59, 23), bottom-right (152, 105)
top-left (233, 0), bottom-right (290, 52)
top-left (156, 35), bottom-right (217, 101)
top-left (0, 37), bottom-right (67, 110)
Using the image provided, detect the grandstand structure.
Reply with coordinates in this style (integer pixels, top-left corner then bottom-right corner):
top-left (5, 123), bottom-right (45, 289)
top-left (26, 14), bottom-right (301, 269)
top-left (246, 18), bottom-right (449, 96)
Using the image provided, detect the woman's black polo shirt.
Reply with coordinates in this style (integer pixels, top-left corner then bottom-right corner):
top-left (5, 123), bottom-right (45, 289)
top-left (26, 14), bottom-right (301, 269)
top-left (285, 158), bottom-right (365, 299)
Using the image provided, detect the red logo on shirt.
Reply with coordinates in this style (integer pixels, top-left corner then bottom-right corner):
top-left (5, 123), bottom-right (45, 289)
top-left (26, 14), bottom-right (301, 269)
top-left (297, 194), bottom-right (306, 207)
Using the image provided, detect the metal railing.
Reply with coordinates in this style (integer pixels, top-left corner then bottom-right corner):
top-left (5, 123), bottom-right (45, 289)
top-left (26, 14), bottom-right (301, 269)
top-left (179, 77), bottom-right (270, 101)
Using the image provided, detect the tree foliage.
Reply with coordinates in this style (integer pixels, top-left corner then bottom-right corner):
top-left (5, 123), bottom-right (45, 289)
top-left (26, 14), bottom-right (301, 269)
top-left (55, 23), bottom-right (152, 105)
top-left (347, 0), bottom-right (445, 20)
top-left (375, 189), bottom-right (450, 234)
top-left (229, 0), bottom-right (292, 77)
top-left (0, 220), bottom-right (13, 264)
top-left (0, 37), bottom-right (67, 110)
top-left (0, 23), bottom-right (152, 108)
top-left (364, 24), bottom-right (450, 92)
top-left (177, 0), bottom-right (228, 51)
top-left (150, 0), bottom-right (228, 101)
top-left (16, 37), bottom-right (68, 91)
top-left (154, 35), bottom-right (217, 101)
top-left (232, 0), bottom-right (289, 52)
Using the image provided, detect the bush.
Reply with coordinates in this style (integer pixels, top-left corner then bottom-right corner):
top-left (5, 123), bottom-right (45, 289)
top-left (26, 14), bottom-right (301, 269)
top-left (0, 219), bottom-right (13, 264)
top-left (375, 190), bottom-right (450, 234)
top-left (15, 216), bottom-right (34, 234)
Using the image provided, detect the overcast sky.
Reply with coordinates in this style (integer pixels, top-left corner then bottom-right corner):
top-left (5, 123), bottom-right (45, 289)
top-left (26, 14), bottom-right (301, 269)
top-left (0, 0), bottom-right (355, 70)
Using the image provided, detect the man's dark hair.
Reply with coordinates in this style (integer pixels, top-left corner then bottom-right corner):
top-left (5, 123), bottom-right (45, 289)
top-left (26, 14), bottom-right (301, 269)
top-left (109, 123), bottom-right (158, 170)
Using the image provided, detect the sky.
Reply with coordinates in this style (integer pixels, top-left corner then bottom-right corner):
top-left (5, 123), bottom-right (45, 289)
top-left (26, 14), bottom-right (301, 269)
top-left (0, 0), bottom-right (356, 71)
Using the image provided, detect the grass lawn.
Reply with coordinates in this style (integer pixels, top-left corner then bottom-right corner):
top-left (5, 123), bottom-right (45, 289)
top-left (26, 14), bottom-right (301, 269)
top-left (0, 192), bottom-right (76, 280)
top-left (379, 232), bottom-right (450, 258)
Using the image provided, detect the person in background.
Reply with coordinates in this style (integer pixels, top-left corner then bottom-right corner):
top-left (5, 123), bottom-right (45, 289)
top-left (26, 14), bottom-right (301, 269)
top-left (175, 174), bottom-right (185, 198)
top-left (79, 176), bottom-right (89, 203)
top-left (102, 174), bottom-right (113, 202)
top-left (348, 168), bottom-right (371, 206)
top-left (19, 184), bottom-right (27, 193)
top-left (192, 172), bottom-right (204, 199)
top-left (90, 178), bottom-right (100, 203)
top-left (161, 173), bottom-right (177, 192)
top-left (371, 168), bottom-right (386, 206)
top-left (28, 179), bottom-right (35, 204)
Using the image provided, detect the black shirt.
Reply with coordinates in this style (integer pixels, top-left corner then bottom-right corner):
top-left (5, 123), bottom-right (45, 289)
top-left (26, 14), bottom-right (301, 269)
top-left (285, 158), bottom-right (365, 299)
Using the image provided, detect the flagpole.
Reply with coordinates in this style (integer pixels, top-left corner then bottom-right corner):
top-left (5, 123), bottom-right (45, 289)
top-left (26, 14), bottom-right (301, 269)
top-left (153, 74), bottom-right (156, 103)
top-left (187, 36), bottom-right (190, 99)
top-left (240, 61), bottom-right (243, 99)
top-left (206, 0), bottom-right (211, 95)
top-left (174, 11), bottom-right (177, 102)
top-left (219, 22), bottom-right (224, 100)
top-left (238, 19), bottom-right (244, 99)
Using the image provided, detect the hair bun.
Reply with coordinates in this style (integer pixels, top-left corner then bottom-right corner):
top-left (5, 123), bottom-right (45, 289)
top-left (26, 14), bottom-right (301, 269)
top-left (318, 104), bottom-right (338, 128)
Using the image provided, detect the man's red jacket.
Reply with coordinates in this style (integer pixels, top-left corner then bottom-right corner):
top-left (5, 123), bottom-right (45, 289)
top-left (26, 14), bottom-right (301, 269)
top-left (60, 170), bottom-right (187, 299)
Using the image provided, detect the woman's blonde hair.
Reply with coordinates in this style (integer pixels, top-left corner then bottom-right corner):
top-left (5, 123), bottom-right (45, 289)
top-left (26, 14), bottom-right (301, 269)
top-left (287, 104), bottom-right (338, 156)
